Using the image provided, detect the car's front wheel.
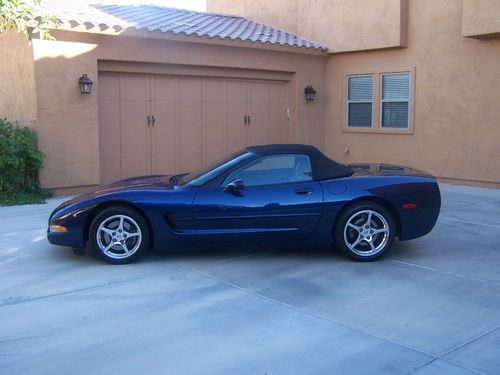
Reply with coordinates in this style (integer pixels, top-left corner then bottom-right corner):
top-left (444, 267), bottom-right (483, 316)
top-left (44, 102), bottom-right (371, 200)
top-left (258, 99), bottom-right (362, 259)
top-left (334, 201), bottom-right (396, 261)
top-left (89, 206), bottom-right (150, 264)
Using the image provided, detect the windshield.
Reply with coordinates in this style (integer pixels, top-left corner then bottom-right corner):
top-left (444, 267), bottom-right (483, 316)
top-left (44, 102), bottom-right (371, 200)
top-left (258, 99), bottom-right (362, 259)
top-left (177, 150), bottom-right (251, 186)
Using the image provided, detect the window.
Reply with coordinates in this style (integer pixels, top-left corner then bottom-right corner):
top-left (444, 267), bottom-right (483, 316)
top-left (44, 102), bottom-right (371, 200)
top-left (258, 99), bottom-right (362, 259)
top-left (222, 154), bottom-right (312, 187)
top-left (381, 73), bottom-right (411, 128)
top-left (347, 75), bottom-right (373, 127)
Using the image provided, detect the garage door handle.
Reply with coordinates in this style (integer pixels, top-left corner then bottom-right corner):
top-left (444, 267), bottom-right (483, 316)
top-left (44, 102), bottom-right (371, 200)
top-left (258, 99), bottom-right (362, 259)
top-left (152, 115), bottom-right (155, 127)
top-left (294, 188), bottom-right (314, 195)
top-left (247, 115), bottom-right (251, 125)
top-left (147, 115), bottom-right (150, 127)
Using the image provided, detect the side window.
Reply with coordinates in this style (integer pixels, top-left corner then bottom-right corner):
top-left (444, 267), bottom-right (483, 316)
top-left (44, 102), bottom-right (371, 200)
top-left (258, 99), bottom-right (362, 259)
top-left (222, 154), bottom-right (313, 187)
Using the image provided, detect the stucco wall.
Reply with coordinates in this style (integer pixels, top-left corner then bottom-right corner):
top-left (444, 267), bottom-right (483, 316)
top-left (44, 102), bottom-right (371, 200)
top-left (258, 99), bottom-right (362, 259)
top-left (208, 0), bottom-right (407, 52)
top-left (297, 0), bottom-right (407, 52)
top-left (325, 0), bottom-right (500, 184)
top-left (462, 0), bottom-right (500, 38)
top-left (30, 31), bottom-right (326, 189)
top-left (207, 0), bottom-right (298, 34)
top-left (0, 31), bottom-right (37, 127)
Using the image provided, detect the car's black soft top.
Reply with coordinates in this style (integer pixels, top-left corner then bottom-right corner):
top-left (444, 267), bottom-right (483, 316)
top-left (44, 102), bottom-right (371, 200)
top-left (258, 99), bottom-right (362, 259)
top-left (246, 144), bottom-right (353, 180)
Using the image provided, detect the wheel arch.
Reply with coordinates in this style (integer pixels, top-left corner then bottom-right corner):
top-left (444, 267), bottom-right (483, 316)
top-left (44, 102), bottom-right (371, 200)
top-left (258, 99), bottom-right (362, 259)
top-left (333, 196), bottom-right (402, 238)
top-left (84, 200), bottom-right (154, 248)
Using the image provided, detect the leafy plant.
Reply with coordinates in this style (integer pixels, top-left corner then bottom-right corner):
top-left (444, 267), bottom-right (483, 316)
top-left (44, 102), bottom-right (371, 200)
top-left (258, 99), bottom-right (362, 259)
top-left (0, 118), bottom-right (52, 205)
top-left (0, 0), bottom-right (58, 41)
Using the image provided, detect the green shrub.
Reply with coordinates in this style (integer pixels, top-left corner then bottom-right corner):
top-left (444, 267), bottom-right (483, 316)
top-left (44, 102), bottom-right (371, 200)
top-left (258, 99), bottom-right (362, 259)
top-left (0, 118), bottom-right (52, 205)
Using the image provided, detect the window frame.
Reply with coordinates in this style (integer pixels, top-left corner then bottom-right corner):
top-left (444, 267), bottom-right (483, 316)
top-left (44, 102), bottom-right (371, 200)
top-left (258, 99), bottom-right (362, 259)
top-left (345, 74), bottom-right (374, 128)
top-left (379, 72), bottom-right (412, 129)
top-left (342, 67), bottom-right (415, 135)
top-left (220, 153), bottom-right (313, 188)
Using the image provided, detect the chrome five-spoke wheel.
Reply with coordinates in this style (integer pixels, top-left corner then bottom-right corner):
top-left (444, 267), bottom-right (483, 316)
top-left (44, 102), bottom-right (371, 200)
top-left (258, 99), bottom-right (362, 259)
top-left (90, 206), bottom-right (150, 264)
top-left (334, 201), bottom-right (396, 261)
top-left (344, 210), bottom-right (389, 256)
top-left (96, 215), bottom-right (142, 259)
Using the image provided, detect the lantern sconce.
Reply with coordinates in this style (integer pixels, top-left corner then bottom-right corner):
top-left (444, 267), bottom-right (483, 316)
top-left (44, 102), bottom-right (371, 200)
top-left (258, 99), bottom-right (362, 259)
top-left (304, 85), bottom-right (317, 101)
top-left (79, 74), bottom-right (93, 94)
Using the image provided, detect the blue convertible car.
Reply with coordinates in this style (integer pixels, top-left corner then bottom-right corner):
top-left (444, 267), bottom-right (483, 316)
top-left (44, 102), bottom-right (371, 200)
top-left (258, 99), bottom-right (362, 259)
top-left (48, 144), bottom-right (441, 264)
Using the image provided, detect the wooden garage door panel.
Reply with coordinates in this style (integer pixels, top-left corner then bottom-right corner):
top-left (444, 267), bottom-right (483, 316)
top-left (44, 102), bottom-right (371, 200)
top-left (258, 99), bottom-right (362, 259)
top-left (120, 74), bottom-right (150, 100)
top-left (268, 82), bottom-right (289, 143)
top-left (99, 73), bottom-right (120, 101)
top-left (98, 73), bottom-right (121, 183)
top-left (178, 101), bottom-right (202, 172)
top-left (151, 76), bottom-right (177, 175)
top-left (179, 77), bottom-right (202, 101)
top-left (120, 74), bottom-right (150, 179)
top-left (100, 156), bottom-right (121, 184)
top-left (203, 100), bottom-right (227, 164)
top-left (202, 79), bottom-right (228, 164)
top-left (225, 80), bottom-right (247, 153)
top-left (247, 81), bottom-right (270, 146)
top-left (151, 100), bottom-right (176, 175)
top-left (151, 74), bottom-right (177, 101)
top-left (178, 78), bottom-right (202, 173)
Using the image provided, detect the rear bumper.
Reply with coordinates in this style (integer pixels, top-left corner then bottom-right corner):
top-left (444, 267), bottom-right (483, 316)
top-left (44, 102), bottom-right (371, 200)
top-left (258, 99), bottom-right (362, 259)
top-left (398, 181), bottom-right (441, 241)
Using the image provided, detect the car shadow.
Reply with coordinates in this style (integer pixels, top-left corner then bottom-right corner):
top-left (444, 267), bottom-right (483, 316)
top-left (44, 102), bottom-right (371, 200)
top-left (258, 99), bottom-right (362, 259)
top-left (47, 238), bottom-right (421, 266)
top-left (145, 245), bottom-right (347, 264)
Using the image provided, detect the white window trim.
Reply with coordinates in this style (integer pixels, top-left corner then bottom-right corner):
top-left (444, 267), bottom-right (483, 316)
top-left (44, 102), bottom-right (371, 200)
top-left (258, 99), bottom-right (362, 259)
top-left (380, 72), bottom-right (412, 129)
top-left (346, 74), bottom-right (374, 128)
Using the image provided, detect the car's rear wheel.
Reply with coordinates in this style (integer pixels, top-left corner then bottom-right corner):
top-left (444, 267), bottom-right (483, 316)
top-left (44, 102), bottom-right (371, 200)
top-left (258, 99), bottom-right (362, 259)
top-left (334, 201), bottom-right (396, 261)
top-left (89, 206), bottom-right (149, 264)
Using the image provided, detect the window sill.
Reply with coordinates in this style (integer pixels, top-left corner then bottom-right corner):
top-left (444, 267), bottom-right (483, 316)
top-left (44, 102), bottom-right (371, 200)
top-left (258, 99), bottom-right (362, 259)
top-left (342, 126), bottom-right (414, 135)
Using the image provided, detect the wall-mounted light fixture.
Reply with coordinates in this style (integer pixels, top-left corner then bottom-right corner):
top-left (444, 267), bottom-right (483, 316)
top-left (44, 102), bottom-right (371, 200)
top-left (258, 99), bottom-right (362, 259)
top-left (304, 85), bottom-right (317, 101)
top-left (78, 74), bottom-right (93, 94)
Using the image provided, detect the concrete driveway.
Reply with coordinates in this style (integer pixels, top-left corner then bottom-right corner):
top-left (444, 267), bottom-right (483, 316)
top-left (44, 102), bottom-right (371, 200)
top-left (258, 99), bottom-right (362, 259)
top-left (0, 183), bottom-right (499, 374)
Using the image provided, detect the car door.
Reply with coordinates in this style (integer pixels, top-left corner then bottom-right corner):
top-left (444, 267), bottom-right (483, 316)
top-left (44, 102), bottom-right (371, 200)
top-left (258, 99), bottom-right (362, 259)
top-left (192, 154), bottom-right (323, 244)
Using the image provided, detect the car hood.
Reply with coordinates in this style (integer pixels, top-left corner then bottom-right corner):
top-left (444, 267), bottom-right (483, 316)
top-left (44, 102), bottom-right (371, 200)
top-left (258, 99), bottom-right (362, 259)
top-left (348, 163), bottom-right (434, 178)
top-left (54, 174), bottom-right (181, 212)
top-left (96, 174), bottom-right (177, 192)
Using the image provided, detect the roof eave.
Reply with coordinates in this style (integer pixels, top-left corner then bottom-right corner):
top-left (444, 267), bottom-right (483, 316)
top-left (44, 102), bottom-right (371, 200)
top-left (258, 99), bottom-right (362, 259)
top-left (47, 24), bottom-right (328, 56)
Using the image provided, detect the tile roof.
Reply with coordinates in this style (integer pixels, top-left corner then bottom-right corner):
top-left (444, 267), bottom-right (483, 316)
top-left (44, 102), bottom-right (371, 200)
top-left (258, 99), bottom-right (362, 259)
top-left (36, 0), bottom-right (326, 51)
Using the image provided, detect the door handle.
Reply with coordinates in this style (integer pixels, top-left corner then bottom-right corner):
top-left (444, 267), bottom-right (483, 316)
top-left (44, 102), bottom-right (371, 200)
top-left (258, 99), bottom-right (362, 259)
top-left (152, 115), bottom-right (155, 127)
top-left (247, 115), bottom-right (251, 125)
top-left (244, 115), bottom-right (248, 125)
top-left (147, 115), bottom-right (150, 127)
top-left (294, 188), bottom-right (314, 196)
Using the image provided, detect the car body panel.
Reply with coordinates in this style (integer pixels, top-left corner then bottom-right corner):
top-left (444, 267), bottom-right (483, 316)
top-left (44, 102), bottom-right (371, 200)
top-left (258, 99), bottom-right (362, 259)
top-left (192, 180), bottom-right (324, 243)
top-left (48, 148), bottom-right (441, 253)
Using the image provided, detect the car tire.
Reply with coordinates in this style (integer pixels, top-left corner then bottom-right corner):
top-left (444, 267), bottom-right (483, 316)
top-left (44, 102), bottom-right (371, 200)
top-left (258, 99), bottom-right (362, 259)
top-left (89, 206), bottom-right (150, 264)
top-left (334, 201), bottom-right (396, 261)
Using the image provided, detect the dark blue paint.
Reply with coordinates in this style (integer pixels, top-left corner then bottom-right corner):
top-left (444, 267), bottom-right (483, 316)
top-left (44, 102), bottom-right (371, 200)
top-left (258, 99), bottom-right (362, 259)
top-left (47, 153), bottom-right (441, 253)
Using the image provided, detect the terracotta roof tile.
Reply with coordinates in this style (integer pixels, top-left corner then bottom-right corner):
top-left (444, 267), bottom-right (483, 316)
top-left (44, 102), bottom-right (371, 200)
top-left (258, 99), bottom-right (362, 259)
top-left (36, 0), bottom-right (326, 51)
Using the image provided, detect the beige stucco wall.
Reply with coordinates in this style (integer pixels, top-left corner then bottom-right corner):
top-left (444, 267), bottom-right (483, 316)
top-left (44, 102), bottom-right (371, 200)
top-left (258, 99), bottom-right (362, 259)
top-left (297, 0), bottom-right (407, 52)
top-left (208, 0), bottom-right (407, 52)
top-left (208, 0), bottom-right (298, 34)
top-left (0, 31), bottom-right (37, 127)
top-left (462, 0), bottom-right (500, 38)
top-left (32, 37), bottom-right (99, 189)
top-left (30, 30), bottom-right (326, 189)
top-left (325, 0), bottom-right (500, 184)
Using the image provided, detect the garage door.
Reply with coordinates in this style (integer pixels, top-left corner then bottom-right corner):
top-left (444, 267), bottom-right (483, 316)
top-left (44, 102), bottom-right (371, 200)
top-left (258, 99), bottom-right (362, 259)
top-left (98, 73), bottom-right (290, 184)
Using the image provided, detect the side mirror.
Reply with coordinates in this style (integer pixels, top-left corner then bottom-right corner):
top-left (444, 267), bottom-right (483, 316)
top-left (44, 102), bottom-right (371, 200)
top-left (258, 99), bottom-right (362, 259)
top-left (224, 178), bottom-right (244, 193)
